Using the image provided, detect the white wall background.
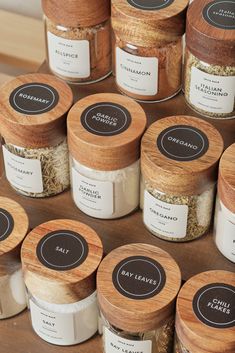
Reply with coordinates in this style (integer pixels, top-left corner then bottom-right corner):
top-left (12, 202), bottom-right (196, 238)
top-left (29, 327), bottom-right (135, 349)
top-left (0, 0), bottom-right (42, 18)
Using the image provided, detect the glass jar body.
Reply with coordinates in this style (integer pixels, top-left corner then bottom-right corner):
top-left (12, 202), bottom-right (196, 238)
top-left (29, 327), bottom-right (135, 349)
top-left (174, 333), bottom-right (190, 353)
top-left (142, 178), bottom-right (215, 242)
top-left (214, 196), bottom-right (235, 263)
top-left (44, 16), bottom-right (112, 84)
top-left (184, 48), bottom-right (235, 119)
top-left (28, 291), bottom-right (98, 346)
top-left (113, 35), bottom-right (183, 102)
top-left (70, 157), bottom-right (140, 219)
top-left (2, 139), bottom-right (70, 198)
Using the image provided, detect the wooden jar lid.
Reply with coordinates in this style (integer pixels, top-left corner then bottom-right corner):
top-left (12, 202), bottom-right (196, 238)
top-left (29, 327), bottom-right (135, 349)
top-left (0, 73), bottom-right (73, 148)
top-left (67, 93), bottom-right (147, 171)
top-left (42, 0), bottom-right (110, 27)
top-left (97, 243), bottom-right (181, 332)
top-left (141, 115), bottom-right (224, 195)
top-left (186, 0), bottom-right (235, 66)
top-left (0, 197), bottom-right (29, 273)
top-left (21, 219), bottom-right (103, 304)
top-left (112, 0), bottom-right (189, 46)
top-left (218, 143), bottom-right (235, 213)
top-left (176, 270), bottom-right (235, 353)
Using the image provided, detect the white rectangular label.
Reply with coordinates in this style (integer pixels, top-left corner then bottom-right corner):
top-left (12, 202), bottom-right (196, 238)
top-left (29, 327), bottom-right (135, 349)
top-left (116, 47), bottom-right (158, 96)
top-left (47, 31), bottom-right (90, 78)
top-left (104, 327), bottom-right (152, 353)
top-left (72, 168), bottom-right (114, 216)
top-left (189, 67), bottom-right (235, 114)
top-left (144, 190), bottom-right (188, 239)
top-left (29, 300), bottom-right (75, 345)
top-left (3, 146), bottom-right (43, 193)
top-left (216, 202), bottom-right (235, 262)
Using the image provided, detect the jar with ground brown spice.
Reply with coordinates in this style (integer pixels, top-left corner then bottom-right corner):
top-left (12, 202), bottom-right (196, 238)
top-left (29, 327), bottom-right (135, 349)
top-left (184, 0), bottom-right (235, 119)
top-left (42, 0), bottom-right (111, 84)
top-left (112, 0), bottom-right (189, 102)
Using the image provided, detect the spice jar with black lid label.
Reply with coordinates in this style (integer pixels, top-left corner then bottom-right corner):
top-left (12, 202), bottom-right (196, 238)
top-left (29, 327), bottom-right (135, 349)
top-left (141, 115), bottom-right (224, 242)
top-left (0, 197), bottom-right (29, 319)
top-left (175, 270), bottom-right (235, 353)
top-left (67, 93), bottom-right (147, 219)
top-left (184, 0), bottom-right (235, 119)
top-left (97, 243), bottom-right (181, 353)
top-left (42, 0), bottom-right (111, 84)
top-left (0, 73), bottom-right (73, 198)
top-left (21, 219), bottom-right (103, 346)
top-left (112, 0), bottom-right (189, 102)
top-left (214, 143), bottom-right (235, 262)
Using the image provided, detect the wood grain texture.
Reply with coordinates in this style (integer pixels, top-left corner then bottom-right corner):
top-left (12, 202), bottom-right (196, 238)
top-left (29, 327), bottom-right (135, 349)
top-left (68, 93), bottom-right (147, 170)
top-left (141, 115), bottom-right (224, 195)
top-left (176, 270), bottom-right (235, 353)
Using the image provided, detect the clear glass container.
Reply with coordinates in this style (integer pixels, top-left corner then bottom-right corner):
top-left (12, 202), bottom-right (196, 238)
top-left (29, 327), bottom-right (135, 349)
top-left (174, 333), bottom-right (190, 353)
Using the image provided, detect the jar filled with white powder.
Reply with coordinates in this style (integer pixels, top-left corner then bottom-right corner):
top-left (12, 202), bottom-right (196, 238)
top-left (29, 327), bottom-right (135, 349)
top-left (21, 219), bottom-right (103, 346)
top-left (67, 93), bottom-right (147, 219)
top-left (0, 197), bottom-right (29, 319)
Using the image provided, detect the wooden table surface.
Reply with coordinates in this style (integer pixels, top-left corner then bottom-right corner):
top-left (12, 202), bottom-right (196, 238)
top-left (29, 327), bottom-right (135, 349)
top-left (0, 67), bottom-right (234, 353)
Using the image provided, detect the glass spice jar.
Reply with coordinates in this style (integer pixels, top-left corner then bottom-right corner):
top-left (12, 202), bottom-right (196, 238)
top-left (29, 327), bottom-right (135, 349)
top-left (0, 197), bottom-right (28, 319)
top-left (42, 0), bottom-right (111, 84)
top-left (67, 93), bottom-right (147, 219)
top-left (184, 0), bottom-right (235, 119)
top-left (141, 115), bottom-right (224, 242)
top-left (175, 270), bottom-right (235, 353)
top-left (214, 143), bottom-right (235, 263)
top-left (97, 243), bottom-right (182, 353)
top-left (21, 219), bottom-right (103, 346)
top-left (0, 73), bottom-right (73, 198)
top-left (112, 0), bottom-right (189, 102)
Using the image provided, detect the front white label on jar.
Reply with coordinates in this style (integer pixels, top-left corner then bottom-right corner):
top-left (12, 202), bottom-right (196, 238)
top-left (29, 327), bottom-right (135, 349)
top-left (2, 146), bottom-right (43, 193)
top-left (47, 32), bottom-right (90, 79)
top-left (144, 190), bottom-right (188, 239)
top-left (116, 47), bottom-right (158, 96)
top-left (72, 168), bottom-right (114, 216)
top-left (216, 203), bottom-right (235, 262)
top-left (29, 300), bottom-right (75, 344)
top-left (104, 327), bottom-right (152, 353)
top-left (189, 66), bottom-right (235, 114)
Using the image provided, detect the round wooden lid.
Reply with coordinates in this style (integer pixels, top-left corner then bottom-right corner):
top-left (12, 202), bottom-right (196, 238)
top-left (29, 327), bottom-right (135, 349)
top-left (0, 197), bottom-right (29, 273)
top-left (176, 270), bottom-right (235, 353)
top-left (141, 115), bottom-right (224, 195)
top-left (21, 219), bottom-right (103, 304)
top-left (0, 73), bottom-right (73, 148)
top-left (67, 93), bottom-right (147, 171)
top-left (97, 243), bottom-right (181, 332)
top-left (218, 143), bottom-right (235, 213)
top-left (186, 0), bottom-right (235, 66)
top-left (112, 0), bottom-right (188, 46)
top-left (42, 0), bottom-right (110, 27)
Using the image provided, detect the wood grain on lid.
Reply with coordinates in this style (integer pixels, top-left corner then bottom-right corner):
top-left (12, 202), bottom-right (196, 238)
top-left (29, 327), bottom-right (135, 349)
top-left (186, 0), bottom-right (235, 65)
top-left (112, 0), bottom-right (188, 46)
top-left (176, 270), bottom-right (235, 353)
top-left (67, 93), bottom-right (147, 171)
top-left (141, 115), bottom-right (224, 195)
top-left (21, 219), bottom-right (103, 304)
top-left (0, 73), bottom-right (73, 148)
top-left (218, 143), bottom-right (235, 213)
top-left (97, 243), bottom-right (181, 332)
top-left (42, 0), bottom-right (110, 27)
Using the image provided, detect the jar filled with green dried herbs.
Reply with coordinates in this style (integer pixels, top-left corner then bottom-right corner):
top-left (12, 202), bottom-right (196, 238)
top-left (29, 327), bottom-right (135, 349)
top-left (141, 115), bottom-right (224, 242)
top-left (0, 73), bottom-right (73, 198)
top-left (184, 0), bottom-right (235, 119)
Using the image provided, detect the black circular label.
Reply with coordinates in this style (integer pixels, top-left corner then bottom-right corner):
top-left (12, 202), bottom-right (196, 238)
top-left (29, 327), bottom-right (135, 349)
top-left (9, 83), bottom-right (59, 115)
top-left (0, 208), bottom-right (14, 241)
top-left (127, 0), bottom-right (174, 10)
top-left (112, 256), bottom-right (166, 300)
top-left (203, 0), bottom-right (235, 30)
top-left (193, 283), bottom-right (235, 329)
top-left (81, 102), bottom-right (132, 136)
top-left (36, 230), bottom-right (88, 271)
top-left (157, 125), bottom-right (209, 161)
